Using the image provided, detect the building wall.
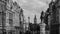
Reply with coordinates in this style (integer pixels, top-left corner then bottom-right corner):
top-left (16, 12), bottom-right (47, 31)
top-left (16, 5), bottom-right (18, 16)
top-left (0, 0), bottom-right (7, 34)
top-left (55, 0), bottom-right (60, 34)
top-left (12, 2), bottom-right (21, 27)
top-left (5, 0), bottom-right (21, 34)
top-left (47, 0), bottom-right (60, 34)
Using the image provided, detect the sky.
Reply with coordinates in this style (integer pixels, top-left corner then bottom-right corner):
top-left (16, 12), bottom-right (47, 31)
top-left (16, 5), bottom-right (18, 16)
top-left (13, 0), bottom-right (51, 23)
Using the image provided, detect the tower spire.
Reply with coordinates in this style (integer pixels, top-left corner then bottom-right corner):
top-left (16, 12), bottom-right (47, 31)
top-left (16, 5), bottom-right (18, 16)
top-left (34, 15), bottom-right (37, 24)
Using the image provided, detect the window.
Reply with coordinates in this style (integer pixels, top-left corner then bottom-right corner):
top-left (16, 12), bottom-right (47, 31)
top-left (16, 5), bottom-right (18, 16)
top-left (9, 13), bottom-right (13, 25)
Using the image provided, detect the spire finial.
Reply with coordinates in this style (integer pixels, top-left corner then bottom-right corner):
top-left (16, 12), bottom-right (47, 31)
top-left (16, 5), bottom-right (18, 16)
top-left (34, 15), bottom-right (37, 24)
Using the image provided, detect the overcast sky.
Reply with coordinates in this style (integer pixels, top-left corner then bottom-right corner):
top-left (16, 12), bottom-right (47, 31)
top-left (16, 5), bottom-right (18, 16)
top-left (13, 0), bottom-right (51, 23)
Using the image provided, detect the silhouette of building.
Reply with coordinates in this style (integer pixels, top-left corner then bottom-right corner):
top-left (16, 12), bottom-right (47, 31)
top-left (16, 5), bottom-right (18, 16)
top-left (49, 0), bottom-right (59, 34)
top-left (27, 15), bottom-right (40, 34)
top-left (44, 0), bottom-right (60, 34)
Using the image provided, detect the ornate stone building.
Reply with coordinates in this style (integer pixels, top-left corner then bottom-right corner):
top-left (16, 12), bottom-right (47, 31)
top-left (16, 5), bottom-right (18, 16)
top-left (44, 0), bottom-right (60, 34)
top-left (0, 0), bottom-right (23, 34)
top-left (6, 0), bottom-right (22, 34)
top-left (48, 0), bottom-right (59, 34)
top-left (0, 0), bottom-right (7, 34)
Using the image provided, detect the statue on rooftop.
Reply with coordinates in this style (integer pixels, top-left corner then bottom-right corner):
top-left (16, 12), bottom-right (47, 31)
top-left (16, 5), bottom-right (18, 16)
top-left (40, 11), bottom-right (44, 22)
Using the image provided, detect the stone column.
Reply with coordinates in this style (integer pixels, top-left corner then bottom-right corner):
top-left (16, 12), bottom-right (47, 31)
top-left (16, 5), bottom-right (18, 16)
top-left (40, 22), bottom-right (46, 34)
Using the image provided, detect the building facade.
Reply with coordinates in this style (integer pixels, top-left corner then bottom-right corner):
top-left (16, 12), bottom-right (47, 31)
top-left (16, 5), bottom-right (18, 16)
top-left (48, 0), bottom-right (59, 34)
top-left (0, 0), bottom-right (7, 34)
top-left (54, 0), bottom-right (60, 34)
top-left (0, 0), bottom-right (23, 34)
top-left (44, 0), bottom-right (60, 34)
